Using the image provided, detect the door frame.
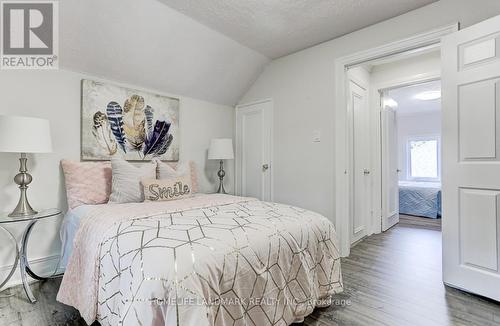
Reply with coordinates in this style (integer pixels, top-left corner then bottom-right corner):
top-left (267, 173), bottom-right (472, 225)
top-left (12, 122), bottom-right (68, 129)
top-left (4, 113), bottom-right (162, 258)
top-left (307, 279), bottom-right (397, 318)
top-left (335, 23), bottom-right (458, 257)
top-left (235, 99), bottom-right (274, 201)
top-left (374, 75), bottom-right (441, 234)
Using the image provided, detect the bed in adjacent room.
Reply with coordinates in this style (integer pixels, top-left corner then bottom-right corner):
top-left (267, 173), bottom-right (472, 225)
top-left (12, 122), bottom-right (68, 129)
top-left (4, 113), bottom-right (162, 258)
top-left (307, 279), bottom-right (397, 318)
top-left (399, 181), bottom-right (441, 219)
top-left (57, 193), bottom-right (343, 326)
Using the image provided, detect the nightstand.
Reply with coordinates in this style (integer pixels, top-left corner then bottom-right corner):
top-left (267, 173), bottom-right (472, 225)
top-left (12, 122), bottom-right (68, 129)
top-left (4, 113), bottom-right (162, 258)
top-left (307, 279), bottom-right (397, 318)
top-left (0, 208), bottom-right (62, 303)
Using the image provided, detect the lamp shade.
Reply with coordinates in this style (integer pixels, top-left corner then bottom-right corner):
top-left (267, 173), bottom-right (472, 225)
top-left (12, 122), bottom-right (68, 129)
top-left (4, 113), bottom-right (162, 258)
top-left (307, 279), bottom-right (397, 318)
top-left (0, 115), bottom-right (52, 153)
top-left (208, 138), bottom-right (234, 160)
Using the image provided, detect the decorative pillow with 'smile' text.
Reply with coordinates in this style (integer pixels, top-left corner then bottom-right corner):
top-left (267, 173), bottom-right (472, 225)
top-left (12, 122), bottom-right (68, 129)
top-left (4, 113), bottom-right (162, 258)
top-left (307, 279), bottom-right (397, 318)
top-left (142, 175), bottom-right (193, 202)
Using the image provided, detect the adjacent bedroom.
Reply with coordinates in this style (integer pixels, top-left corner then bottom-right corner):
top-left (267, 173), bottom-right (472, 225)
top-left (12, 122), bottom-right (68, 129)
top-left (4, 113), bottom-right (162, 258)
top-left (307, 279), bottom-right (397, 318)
top-left (389, 80), bottom-right (442, 229)
top-left (2, 1), bottom-right (500, 326)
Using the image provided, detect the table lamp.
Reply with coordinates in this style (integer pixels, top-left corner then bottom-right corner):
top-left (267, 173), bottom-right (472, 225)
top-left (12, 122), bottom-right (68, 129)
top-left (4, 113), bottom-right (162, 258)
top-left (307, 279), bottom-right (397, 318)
top-left (208, 138), bottom-right (234, 194)
top-left (0, 115), bottom-right (52, 217)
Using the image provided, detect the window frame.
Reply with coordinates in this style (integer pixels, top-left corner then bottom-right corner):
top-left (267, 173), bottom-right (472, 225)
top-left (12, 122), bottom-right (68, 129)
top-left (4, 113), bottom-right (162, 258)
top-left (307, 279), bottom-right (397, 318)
top-left (406, 134), bottom-right (441, 182)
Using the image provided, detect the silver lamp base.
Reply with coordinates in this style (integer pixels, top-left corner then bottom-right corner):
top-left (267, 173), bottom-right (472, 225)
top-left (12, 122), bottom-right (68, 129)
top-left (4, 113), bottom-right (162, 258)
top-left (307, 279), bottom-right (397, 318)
top-left (9, 153), bottom-right (37, 218)
top-left (216, 160), bottom-right (227, 194)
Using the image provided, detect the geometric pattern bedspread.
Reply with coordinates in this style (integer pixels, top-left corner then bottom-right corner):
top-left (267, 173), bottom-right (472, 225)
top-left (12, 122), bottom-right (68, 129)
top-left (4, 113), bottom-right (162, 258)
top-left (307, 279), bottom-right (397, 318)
top-left (95, 199), bottom-right (343, 325)
top-left (399, 182), bottom-right (441, 219)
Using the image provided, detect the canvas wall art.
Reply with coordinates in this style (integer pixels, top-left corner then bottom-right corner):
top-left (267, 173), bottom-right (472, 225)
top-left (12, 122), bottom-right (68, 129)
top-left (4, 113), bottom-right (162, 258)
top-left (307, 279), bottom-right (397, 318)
top-left (81, 80), bottom-right (179, 161)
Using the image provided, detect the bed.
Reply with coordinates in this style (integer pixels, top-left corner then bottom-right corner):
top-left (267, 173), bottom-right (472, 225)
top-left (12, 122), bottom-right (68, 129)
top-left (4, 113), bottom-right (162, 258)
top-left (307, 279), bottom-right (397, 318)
top-left (57, 194), bottom-right (343, 326)
top-left (399, 181), bottom-right (441, 219)
top-left (59, 205), bottom-right (94, 271)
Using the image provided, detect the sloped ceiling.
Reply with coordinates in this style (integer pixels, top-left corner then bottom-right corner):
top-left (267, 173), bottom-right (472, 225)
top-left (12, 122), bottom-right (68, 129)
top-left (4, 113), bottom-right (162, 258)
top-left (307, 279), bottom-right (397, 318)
top-left (59, 0), bottom-right (269, 106)
top-left (159, 0), bottom-right (438, 59)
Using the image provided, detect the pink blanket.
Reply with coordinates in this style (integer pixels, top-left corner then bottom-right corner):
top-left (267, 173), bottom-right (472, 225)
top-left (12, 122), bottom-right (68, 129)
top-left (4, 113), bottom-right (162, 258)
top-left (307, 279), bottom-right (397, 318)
top-left (57, 194), bottom-right (251, 324)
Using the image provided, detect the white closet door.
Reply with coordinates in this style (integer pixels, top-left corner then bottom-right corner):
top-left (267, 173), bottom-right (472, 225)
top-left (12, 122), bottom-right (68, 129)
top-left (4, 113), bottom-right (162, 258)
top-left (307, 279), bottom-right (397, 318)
top-left (236, 100), bottom-right (273, 201)
top-left (381, 104), bottom-right (399, 231)
top-left (442, 14), bottom-right (500, 301)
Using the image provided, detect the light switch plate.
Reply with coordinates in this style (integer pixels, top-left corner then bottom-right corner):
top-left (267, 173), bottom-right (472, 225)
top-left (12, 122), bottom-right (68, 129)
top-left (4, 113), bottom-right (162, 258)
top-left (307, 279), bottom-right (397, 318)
top-left (312, 130), bottom-right (321, 143)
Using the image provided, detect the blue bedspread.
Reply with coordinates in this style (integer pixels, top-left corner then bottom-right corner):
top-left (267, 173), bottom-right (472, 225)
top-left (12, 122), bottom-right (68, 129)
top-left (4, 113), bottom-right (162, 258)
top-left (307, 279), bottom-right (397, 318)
top-left (399, 181), bottom-right (441, 219)
top-left (58, 205), bottom-right (93, 272)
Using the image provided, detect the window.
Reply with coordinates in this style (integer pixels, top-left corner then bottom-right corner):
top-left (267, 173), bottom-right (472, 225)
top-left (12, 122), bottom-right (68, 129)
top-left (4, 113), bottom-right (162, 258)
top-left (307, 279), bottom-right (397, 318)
top-left (407, 136), bottom-right (440, 181)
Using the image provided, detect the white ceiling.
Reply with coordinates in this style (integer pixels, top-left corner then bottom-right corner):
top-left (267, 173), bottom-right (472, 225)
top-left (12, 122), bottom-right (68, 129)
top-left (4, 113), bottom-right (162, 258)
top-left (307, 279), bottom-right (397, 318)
top-left (59, 0), bottom-right (269, 106)
top-left (159, 0), bottom-right (438, 59)
top-left (387, 80), bottom-right (441, 116)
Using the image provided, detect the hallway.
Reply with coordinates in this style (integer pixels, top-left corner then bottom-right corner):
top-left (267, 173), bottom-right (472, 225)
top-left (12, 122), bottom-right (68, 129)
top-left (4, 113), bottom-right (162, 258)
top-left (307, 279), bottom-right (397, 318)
top-left (304, 221), bottom-right (500, 325)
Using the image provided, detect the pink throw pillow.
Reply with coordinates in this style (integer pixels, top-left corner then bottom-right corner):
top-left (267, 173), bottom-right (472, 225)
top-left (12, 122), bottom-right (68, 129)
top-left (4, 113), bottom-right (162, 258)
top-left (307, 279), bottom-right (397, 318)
top-left (61, 160), bottom-right (112, 209)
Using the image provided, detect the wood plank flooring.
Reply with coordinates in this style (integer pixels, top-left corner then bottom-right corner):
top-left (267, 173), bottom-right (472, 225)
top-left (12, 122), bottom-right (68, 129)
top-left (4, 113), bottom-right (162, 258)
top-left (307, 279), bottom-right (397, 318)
top-left (1, 220), bottom-right (499, 326)
top-left (398, 214), bottom-right (441, 230)
top-left (303, 219), bottom-right (500, 326)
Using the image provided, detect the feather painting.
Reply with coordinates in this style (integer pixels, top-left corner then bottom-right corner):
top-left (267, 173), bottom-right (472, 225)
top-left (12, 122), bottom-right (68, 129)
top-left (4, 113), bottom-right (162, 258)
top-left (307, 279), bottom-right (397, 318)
top-left (143, 120), bottom-right (172, 157)
top-left (91, 111), bottom-right (117, 155)
top-left (106, 101), bottom-right (127, 153)
top-left (123, 95), bottom-right (146, 151)
top-left (155, 133), bottom-right (173, 156)
top-left (82, 79), bottom-right (179, 161)
top-left (145, 105), bottom-right (154, 137)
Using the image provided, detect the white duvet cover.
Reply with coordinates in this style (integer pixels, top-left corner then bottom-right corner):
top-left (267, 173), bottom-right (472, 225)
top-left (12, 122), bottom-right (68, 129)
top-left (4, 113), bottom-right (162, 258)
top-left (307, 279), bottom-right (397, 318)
top-left (57, 194), bottom-right (342, 325)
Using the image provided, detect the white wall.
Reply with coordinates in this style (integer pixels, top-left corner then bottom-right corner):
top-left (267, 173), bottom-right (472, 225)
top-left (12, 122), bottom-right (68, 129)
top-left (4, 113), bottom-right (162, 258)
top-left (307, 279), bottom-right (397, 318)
top-left (369, 51), bottom-right (441, 86)
top-left (239, 0), bottom-right (500, 226)
top-left (0, 69), bottom-right (235, 287)
top-left (397, 112), bottom-right (441, 181)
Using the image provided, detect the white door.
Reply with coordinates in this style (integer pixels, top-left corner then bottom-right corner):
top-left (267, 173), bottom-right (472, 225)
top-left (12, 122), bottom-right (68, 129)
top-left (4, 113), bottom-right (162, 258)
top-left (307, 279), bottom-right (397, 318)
top-left (235, 100), bottom-right (273, 201)
top-left (442, 15), bottom-right (500, 301)
top-left (350, 80), bottom-right (370, 244)
top-left (381, 101), bottom-right (399, 231)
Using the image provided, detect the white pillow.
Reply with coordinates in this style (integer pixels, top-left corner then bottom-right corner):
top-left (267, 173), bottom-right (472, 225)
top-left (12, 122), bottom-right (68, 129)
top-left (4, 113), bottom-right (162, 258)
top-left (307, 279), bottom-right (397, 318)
top-left (157, 160), bottom-right (198, 193)
top-left (109, 157), bottom-right (157, 203)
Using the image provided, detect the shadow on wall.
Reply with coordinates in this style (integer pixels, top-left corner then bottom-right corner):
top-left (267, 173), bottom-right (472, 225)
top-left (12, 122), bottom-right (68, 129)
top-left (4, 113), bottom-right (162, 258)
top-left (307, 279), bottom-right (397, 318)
top-left (0, 153), bottom-right (25, 212)
top-left (58, 164), bottom-right (68, 212)
top-left (204, 149), bottom-right (219, 193)
top-left (203, 149), bottom-right (234, 194)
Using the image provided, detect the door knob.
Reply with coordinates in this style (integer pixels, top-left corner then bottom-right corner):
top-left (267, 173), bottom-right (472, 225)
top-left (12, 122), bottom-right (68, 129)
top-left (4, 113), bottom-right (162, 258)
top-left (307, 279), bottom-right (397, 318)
top-left (262, 164), bottom-right (269, 171)
top-left (396, 169), bottom-right (402, 173)
top-left (363, 169), bottom-right (370, 175)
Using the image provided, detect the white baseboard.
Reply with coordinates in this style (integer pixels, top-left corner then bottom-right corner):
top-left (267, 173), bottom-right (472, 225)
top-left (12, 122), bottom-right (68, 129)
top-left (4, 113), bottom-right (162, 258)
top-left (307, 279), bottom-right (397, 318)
top-left (0, 254), bottom-right (61, 289)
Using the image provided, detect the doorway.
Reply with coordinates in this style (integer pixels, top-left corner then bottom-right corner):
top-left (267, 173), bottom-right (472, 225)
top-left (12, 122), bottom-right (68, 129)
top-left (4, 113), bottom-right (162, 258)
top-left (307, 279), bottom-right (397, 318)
top-left (235, 99), bottom-right (273, 201)
top-left (380, 79), bottom-right (442, 232)
top-left (346, 49), bottom-right (442, 248)
top-left (338, 15), bottom-right (500, 303)
top-left (334, 24), bottom-right (457, 257)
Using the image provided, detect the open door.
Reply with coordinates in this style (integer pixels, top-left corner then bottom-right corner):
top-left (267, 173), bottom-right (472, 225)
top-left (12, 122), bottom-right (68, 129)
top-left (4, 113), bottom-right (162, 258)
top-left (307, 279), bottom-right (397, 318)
top-left (442, 15), bottom-right (500, 301)
top-left (349, 78), bottom-right (371, 244)
top-left (381, 97), bottom-right (399, 231)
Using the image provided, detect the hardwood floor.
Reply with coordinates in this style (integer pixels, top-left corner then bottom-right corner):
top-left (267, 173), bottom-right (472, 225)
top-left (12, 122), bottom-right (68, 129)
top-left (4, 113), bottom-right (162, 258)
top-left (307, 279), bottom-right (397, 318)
top-left (398, 214), bottom-right (441, 231)
top-left (1, 221), bottom-right (499, 325)
top-left (0, 278), bottom-right (86, 326)
top-left (303, 221), bottom-right (500, 326)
